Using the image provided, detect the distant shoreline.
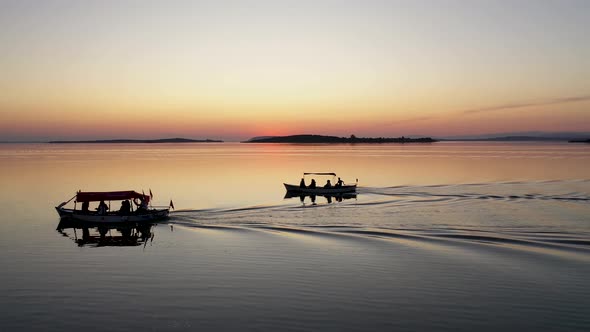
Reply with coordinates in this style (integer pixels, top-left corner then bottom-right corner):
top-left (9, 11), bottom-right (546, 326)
top-left (48, 138), bottom-right (223, 144)
top-left (243, 135), bottom-right (437, 144)
top-left (3, 135), bottom-right (586, 144)
top-left (440, 136), bottom-right (587, 142)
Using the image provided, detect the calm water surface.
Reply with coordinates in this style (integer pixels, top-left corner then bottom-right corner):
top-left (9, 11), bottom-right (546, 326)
top-left (1, 142), bottom-right (589, 331)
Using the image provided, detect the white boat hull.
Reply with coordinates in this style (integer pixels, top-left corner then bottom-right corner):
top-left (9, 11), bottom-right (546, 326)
top-left (56, 207), bottom-right (169, 223)
top-left (284, 183), bottom-right (357, 194)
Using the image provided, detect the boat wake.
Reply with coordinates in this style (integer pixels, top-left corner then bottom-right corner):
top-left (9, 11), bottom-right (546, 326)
top-left (358, 179), bottom-right (590, 203)
top-left (169, 179), bottom-right (590, 258)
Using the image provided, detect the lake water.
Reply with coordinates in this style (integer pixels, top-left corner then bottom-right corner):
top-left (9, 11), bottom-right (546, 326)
top-left (1, 142), bottom-right (589, 331)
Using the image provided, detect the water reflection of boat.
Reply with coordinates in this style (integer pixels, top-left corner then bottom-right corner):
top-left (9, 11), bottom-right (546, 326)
top-left (284, 172), bottom-right (357, 194)
top-left (56, 219), bottom-right (156, 247)
top-left (284, 191), bottom-right (357, 205)
top-left (55, 190), bottom-right (170, 223)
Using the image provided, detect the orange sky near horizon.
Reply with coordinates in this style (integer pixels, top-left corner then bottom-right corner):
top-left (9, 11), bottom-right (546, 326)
top-left (1, 1), bottom-right (589, 141)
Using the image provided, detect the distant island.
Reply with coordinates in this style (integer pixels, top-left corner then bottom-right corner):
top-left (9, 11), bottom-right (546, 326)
top-left (439, 136), bottom-right (590, 143)
top-left (438, 132), bottom-right (590, 142)
top-left (440, 136), bottom-right (579, 142)
top-left (244, 135), bottom-right (437, 144)
top-left (48, 138), bottom-right (223, 144)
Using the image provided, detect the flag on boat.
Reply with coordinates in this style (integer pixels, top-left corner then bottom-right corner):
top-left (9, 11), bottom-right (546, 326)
top-left (169, 200), bottom-right (175, 210)
top-left (149, 189), bottom-right (153, 199)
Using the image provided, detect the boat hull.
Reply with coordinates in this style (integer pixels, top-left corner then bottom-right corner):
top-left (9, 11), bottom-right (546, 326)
top-left (284, 183), bottom-right (357, 194)
top-left (55, 207), bottom-right (169, 223)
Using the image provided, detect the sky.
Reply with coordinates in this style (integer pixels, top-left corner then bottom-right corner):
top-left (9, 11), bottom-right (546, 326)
top-left (0, 0), bottom-right (589, 141)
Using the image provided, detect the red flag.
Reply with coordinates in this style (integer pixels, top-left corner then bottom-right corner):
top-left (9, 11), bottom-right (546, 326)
top-left (169, 200), bottom-right (175, 210)
top-left (149, 189), bottom-right (153, 199)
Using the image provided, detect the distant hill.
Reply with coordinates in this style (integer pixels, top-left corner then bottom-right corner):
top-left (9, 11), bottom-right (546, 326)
top-left (245, 136), bottom-right (278, 142)
top-left (48, 138), bottom-right (223, 143)
top-left (244, 134), bottom-right (437, 143)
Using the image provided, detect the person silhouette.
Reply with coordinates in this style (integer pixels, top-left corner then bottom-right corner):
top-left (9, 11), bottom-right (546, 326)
top-left (336, 177), bottom-right (344, 187)
top-left (299, 178), bottom-right (306, 188)
top-left (119, 200), bottom-right (131, 215)
top-left (136, 198), bottom-right (148, 213)
top-left (81, 201), bottom-right (90, 214)
top-left (97, 200), bottom-right (108, 215)
top-left (309, 179), bottom-right (317, 189)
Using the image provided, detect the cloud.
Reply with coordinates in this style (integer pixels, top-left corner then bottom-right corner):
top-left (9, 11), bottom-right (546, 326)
top-left (463, 95), bottom-right (590, 114)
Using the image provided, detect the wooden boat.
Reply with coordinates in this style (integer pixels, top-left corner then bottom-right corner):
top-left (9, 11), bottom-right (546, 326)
top-left (284, 172), bottom-right (357, 194)
top-left (55, 190), bottom-right (171, 223)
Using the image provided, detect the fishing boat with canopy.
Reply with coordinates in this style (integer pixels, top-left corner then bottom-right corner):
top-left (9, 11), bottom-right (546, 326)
top-left (55, 190), bottom-right (172, 223)
top-left (284, 172), bottom-right (357, 194)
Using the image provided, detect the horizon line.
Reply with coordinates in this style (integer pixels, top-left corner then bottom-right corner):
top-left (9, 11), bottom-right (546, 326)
top-left (2, 131), bottom-right (590, 144)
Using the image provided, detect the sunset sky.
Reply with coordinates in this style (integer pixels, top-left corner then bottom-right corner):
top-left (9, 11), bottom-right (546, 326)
top-left (1, 0), bottom-right (589, 141)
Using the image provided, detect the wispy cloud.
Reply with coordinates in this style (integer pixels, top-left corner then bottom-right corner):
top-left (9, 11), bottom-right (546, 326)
top-left (463, 95), bottom-right (590, 114)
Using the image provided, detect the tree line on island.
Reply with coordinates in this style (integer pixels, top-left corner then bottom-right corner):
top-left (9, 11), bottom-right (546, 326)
top-left (48, 135), bottom-right (437, 144)
top-left (243, 134), bottom-right (437, 143)
top-left (48, 138), bottom-right (223, 144)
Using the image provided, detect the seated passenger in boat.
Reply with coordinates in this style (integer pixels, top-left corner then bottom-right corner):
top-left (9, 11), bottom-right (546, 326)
top-left (309, 179), bottom-right (317, 189)
top-left (136, 198), bottom-right (148, 213)
top-left (299, 178), bottom-right (306, 188)
top-left (97, 200), bottom-right (109, 215)
top-left (119, 200), bottom-right (131, 215)
top-left (324, 180), bottom-right (332, 188)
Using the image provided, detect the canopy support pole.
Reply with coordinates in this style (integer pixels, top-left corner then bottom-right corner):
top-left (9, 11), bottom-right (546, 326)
top-left (57, 194), bottom-right (77, 209)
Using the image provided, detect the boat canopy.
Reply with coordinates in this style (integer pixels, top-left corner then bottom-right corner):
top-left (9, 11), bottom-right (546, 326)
top-left (76, 191), bottom-right (150, 203)
top-left (303, 172), bottom-right (336, 176)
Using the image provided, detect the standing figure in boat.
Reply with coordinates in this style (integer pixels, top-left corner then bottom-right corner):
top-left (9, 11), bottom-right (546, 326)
top-left (335, 177), bottom-right (344, 188)
top-left (309, 179), bottom-right (317, 189)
